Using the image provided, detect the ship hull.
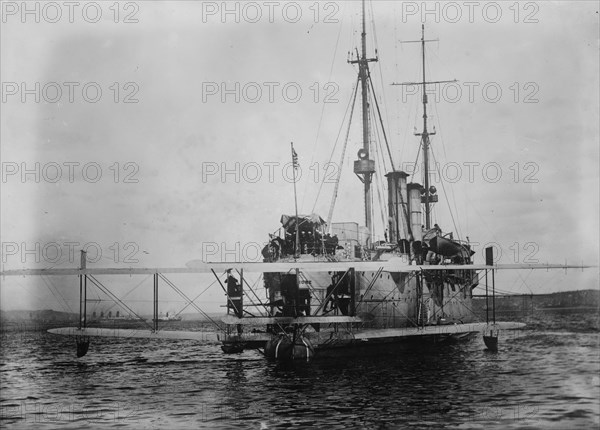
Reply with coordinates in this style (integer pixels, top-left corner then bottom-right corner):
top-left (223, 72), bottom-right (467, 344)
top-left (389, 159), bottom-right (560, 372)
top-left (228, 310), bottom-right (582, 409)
top-left (260, 265), bottom-right (479, 326)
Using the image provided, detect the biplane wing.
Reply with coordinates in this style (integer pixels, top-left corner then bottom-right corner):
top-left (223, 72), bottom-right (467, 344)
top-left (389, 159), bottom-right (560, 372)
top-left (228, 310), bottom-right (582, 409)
top-left (1, 260), bottom-right (592, 277)
top-left (186, 260), bottom-right (594, 273)
top-left (8, 256), bottom-right (589, 361)
top-left (48, 327), bottom-right (220, 342)
top-left (352, 321), bottom-right (525, 340)
top-left (0, 260), bottom-right (410, 276)
top-left (47, 321), bottom-right (525, 343)
top-left (220, 315), bottom-right (368, 325)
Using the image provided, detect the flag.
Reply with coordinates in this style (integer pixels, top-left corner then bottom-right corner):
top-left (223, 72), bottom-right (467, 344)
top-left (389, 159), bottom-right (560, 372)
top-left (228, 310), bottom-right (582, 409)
top-left (292, 146), bottom-right (299, 170)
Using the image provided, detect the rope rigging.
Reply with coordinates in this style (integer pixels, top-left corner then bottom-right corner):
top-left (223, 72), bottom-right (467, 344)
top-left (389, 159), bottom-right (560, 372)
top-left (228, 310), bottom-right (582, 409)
top-left (158, 273), bottom-right (222, 330)
top-left (87, 275), bottom-right (154, 331)
top-left (311, 79), bottom-right (359, 216)
top-left (323, 78), bottom-right (360, 225)
top-left (300, 10), bottom-right (345, 213)
top-left (41, 275), bottom-right (72, 314)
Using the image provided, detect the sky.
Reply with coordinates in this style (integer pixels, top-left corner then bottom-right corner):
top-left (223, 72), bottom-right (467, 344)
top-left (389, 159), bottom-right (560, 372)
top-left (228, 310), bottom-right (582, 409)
top-left (1, 1), bottom-right (599, 315)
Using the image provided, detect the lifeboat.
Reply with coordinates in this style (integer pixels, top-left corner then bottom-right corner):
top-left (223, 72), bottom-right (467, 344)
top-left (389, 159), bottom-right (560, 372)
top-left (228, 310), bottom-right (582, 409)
top-left (428, 235), bottom-right (474, 259)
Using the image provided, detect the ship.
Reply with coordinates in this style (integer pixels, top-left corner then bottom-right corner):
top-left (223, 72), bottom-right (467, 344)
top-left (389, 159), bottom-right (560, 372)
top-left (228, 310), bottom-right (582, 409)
top-left (4, 2), bottom-right (589, 361)
top-left (100, 311), bottom-right (142, 322)
top-left (88, 310), bottom-right (147, 328)
top-left (153, 312), bottom-right (182, 322)
top-left (216, 4), bottom-right (519, 360)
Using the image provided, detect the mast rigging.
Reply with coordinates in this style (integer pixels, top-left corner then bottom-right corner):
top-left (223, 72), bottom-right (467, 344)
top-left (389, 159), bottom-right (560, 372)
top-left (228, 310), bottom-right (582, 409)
top-left (350, 0), bottom-right (378, 239)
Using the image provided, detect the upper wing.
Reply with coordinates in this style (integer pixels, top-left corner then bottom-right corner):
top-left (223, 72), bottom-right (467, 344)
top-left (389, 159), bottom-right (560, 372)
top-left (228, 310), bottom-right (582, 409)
top-left (0, 260), bottom-right (593, 276)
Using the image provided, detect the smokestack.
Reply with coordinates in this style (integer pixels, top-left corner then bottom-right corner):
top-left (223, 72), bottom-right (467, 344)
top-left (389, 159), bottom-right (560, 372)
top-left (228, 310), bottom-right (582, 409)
top-left (385, 171), bottom-right (409, 243)
top-left (408, 183), bottom-right (423, 242)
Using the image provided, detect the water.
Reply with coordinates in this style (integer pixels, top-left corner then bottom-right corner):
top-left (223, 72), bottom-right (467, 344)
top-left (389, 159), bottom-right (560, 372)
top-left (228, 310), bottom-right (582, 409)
top-left (1, 309), bottom-right (598, 429)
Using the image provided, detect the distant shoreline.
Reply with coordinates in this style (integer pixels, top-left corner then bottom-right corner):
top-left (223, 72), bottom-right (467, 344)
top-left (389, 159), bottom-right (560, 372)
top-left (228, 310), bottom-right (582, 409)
top-left (1, 289), bottom-right (598, 331)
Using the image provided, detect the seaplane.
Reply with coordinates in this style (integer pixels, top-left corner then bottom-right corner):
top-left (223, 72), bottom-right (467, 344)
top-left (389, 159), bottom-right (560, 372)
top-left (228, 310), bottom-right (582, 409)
top-left (1, 2), bottom-right (592, 361)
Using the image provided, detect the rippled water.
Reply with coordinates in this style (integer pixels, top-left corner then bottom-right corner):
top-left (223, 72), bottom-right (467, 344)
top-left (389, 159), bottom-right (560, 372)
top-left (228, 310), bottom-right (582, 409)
top-left (1, 309), bottom-right (598, 429)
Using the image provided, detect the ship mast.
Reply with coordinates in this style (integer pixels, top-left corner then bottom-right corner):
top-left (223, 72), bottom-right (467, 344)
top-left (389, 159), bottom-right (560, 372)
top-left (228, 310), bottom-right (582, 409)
top-left (350, 0), bottom-right (378, 238)
top-left (417, 24), bottom-right (434, 230)
top-left (394, 25), bottom-right (457, 230)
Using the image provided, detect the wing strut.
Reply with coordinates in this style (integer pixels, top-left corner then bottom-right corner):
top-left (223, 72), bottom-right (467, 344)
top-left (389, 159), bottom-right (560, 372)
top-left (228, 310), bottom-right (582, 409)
top-left (76, 250), bottom-right (90, 357)
top-left (483, 246), bottom-right (499, 351)
top-left (153, 273), bottom-right (159, 332)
